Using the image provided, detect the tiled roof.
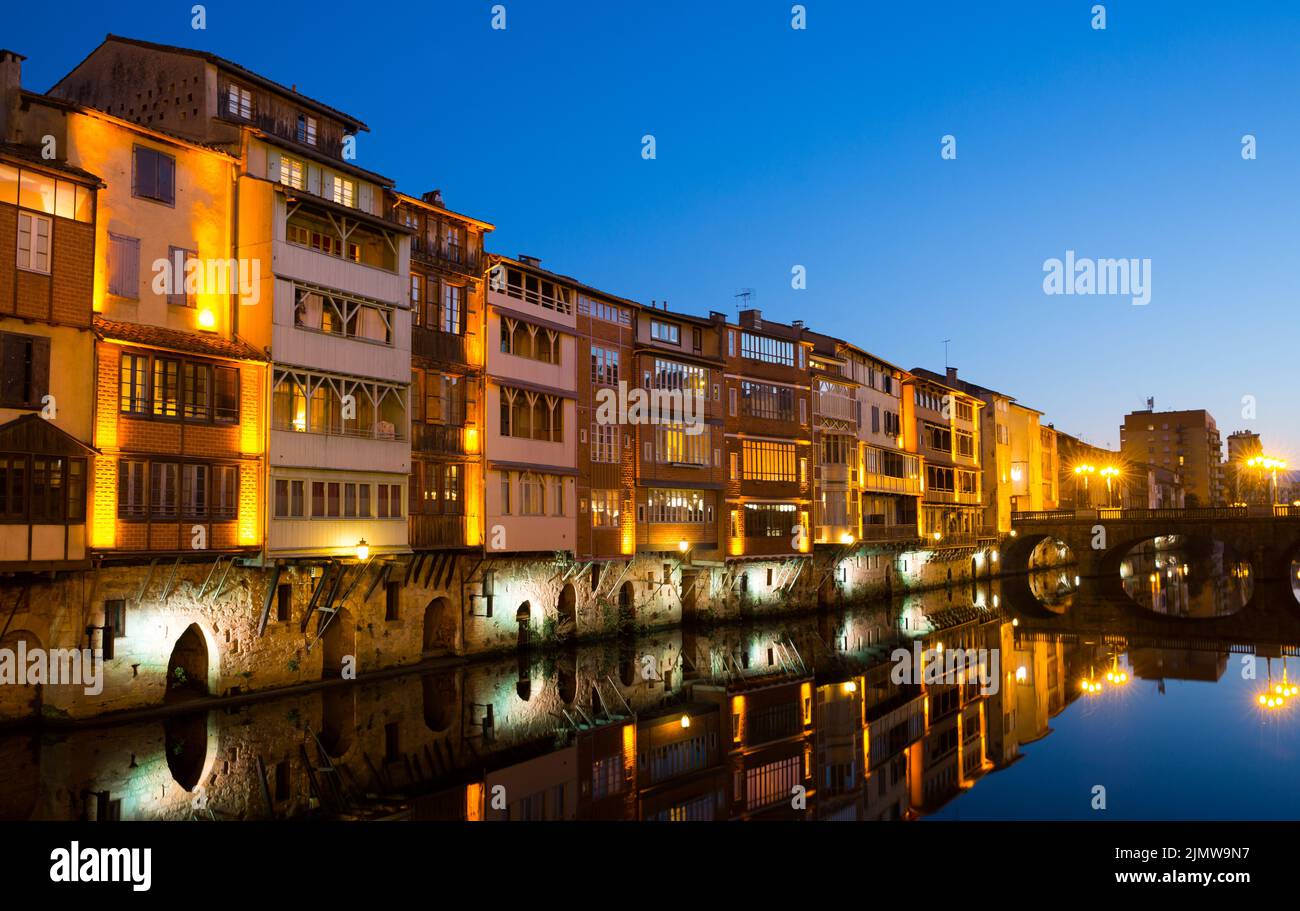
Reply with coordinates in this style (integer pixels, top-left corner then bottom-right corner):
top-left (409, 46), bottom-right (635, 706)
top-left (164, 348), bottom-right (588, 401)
top-left (93, 316), bottom-right (266, 361)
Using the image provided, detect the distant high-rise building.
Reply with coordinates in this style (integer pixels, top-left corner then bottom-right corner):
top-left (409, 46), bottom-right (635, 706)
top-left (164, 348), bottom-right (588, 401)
top-left (1119, 408), bottom-right (1223, 507)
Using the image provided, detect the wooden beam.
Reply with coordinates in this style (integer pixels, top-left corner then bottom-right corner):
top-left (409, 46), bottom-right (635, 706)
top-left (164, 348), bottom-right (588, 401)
top-left (256, 563), bottom-right (282, 637)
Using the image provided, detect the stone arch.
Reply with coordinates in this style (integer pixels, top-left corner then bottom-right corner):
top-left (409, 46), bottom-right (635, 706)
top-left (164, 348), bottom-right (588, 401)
top-left (0, 630), bottom-right (43, 720)
top-left (320, 687), bottom-right (357, 757)
top-left (422, 596), bottom-right (456, 654)
top-left (618, 582), bottom-right (635, 632)
top-left (320, 607), bottom-right (354, 681)
top-left (516, 601), bottom-right (532, 648)
top-left (165, 623), bottom-right (213, 703)
top-left (422, 672), bottom-right (456, 733)
top-left (556, 651), bottom-right (577, 705)
top-left (556, 583), bottom-right (577, 637)
top-left (163, 711), bottom-right (211, 792)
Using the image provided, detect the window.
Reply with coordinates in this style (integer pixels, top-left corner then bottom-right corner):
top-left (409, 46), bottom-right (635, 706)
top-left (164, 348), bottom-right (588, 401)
top-left (4, 164), bottom-right (92, 222)
top-left (212, 465), bottom-right (238, 519)
top-left (0, 455), bottom-right (86, 523)
top-left (385, 582), bottom-right (400, 621)
top-left (655, 423), bottom-right (708, 465)
top-left (646, 489), bottom-right (708, 523)
top-left (499, 317), bottom-right (559, 364)
top-left (441, 284), bottom-right (463, 334)
top-left (149, 462), bottom-right (179, 517)
top-left (107, 233), bottom-right (140, 298)
top-left (497, 267), bottom-right (572, 315)
top-left (133, 146), bottom-right (176, 205)
top-left (519, 473), bottom-right (545, 516)
top-left (740, 333), bottom-right (794, 366)
top-left (740, 382), bottom-right (794, 421)
top-left (591, 423), bottom-right (618, 463)
top-left (500, 472), bottom-right (511, 515)
top-left (923, 422), bottom-right (952, 453)
top-left (296, 114), bottom-right (318, 146)
top-left (591, 489), bottom-right (620, 527)
top-left (214, 366), bottom-right (239, 423)
top-left (591, 346), bottom-right (619, 385)
top-left (15, 212), bottom-right (50, 274)
top-left (650, 320), bottom-right (680, 345)
top-left (332, 177), bottom-right (355, 208)
top-left (742, 440), bottom-right (796, 482)
top-left (117, 460), bottom-right (146, 518)
top-left (955, 430), bottom-right (974, 459)
top-left (580, 295), bottom-right (630, 325)
top-left (165, 247), bottom-right (198, 307)
top-left (500, 386), bottom-right (564, 443)
top-left (821, 434), bottom-right (854, 466)
top-left (276, 584), bottom-right (292, 622)
top-left (293, 285), bottom-right (393, 345)
top-left (955, 401), bottom-right (973, 422)
top-left (105, 599), bottom-right (127, 638)
top-left (650, 359), bottom-right (707, 394)
top-left (279, 155), bottom-right (305, 190)
top-left (181, 362), bottom-right (210, 420)
top-left (550, 476), bottom-right (566, 516)
top-left (181, 463), bottom-right (208, 517)
top-left (743, 503), bottom-right (798, 538)
top-left (151, 358), bottom-right (180, 418)
top-left (0, 332), bottom-right (49, 409)
top-left (226, 84), bottom-right (253, 119)
top-left (926, 465), bottom-right (955, 492)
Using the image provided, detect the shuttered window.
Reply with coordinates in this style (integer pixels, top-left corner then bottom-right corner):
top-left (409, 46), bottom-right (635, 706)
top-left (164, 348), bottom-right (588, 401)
top-left (0, 332), bottom-right (50, 409)
top-left (107, 233), bottom-right (140, 299)
top-left (132, 146), bottom-right (175, 205)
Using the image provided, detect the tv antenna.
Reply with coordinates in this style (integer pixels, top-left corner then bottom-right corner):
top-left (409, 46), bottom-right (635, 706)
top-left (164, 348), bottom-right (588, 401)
top-left (943, 339), bottom-right (951, 370)
top-left (734, 288), bottom-right (755, 313)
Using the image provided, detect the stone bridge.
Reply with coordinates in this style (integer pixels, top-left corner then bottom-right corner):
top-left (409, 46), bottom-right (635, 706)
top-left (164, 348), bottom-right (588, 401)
top-left (1004, 506), bottom-right (1300, 582)
top-left (1001, 574), bottom-right (1300, 656)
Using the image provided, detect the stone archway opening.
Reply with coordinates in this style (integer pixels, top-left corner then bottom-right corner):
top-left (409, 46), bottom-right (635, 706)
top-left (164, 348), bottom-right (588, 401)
top-left (618, 582), bottom-right (635, 633)
top-left (0, 630), bottom-right (43, 719)
top-left (422, 672), bottom-right (456, 733)
top-left (320, 687), bottom-right (356, 757)
top-left (557, 584), bottom-right (577, 639)
top-left (516, 601), bottom-right (532, 648)
top-left (422, 596), bottom-right (456, 655)
top-left (165, 624), bottom-right (210, 703)
top-left (163, 712), bottom-right (209, 792)
top-left (320, 607), bottom-right (354, 681)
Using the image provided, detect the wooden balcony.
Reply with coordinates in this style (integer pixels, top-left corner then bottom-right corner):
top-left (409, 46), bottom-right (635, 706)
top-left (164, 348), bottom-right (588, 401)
top-left (409, 514), bottom-right (467, 549)
top-left (412, 422), bottom-right (468, 456)
top-left (410, 236), bottom-right (481, 278)
top-left (412, 326), bottom-right (471, 366)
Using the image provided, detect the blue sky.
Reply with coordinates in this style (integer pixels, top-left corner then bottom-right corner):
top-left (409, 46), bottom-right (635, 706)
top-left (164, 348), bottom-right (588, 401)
top-left (9, 1), bottom-right (1300, 456)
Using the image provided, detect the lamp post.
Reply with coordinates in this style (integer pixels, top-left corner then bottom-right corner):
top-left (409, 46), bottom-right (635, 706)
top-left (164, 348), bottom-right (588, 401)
top-left (1246, 456), bottom-right (1288, 506)
top-left (1073, 463), bottom-right (1096, 507)
top-left (1100, 465), bottom-right (1121, 509)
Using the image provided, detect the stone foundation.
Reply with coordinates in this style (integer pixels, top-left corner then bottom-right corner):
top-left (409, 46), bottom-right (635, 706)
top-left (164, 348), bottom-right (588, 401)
top-left (0, 540), bottom-right (1009, 723)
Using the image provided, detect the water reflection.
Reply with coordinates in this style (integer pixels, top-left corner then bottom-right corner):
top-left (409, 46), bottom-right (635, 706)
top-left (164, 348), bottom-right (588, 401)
top-left (1120, 538), bottom-right (1252, 616)
top-left (6, 556), bottom-right (1300, 821)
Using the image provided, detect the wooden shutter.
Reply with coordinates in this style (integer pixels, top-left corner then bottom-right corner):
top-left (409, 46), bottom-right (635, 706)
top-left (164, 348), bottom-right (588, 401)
top-left (30, 336), bottom-right (50, 406)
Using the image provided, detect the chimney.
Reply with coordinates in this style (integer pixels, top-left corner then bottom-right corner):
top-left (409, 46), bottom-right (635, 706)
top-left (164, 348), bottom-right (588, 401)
top-left (739, 308), bottom-right (762, 329)
top-left (518, 254), bottom-right (540, 267)
top-left (946, 366), bottom-right (958, 385)
top-left (0, 50), bottom-right (26, 144)
top-left (421, 189), bottom-right (445, 207)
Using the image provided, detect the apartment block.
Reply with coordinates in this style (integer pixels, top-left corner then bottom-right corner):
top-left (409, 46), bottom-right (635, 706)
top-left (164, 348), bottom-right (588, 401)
top-left (722, 309), bottom-right (813, 564)
top-left (1119, 407), bottom-right (1224, 507)
top-left (397, 190), bottom-right (493, 551)
top-left (904, 369), bottom-right (983, 542)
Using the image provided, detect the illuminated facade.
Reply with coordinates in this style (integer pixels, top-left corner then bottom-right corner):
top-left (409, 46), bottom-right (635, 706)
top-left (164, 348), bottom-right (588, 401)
top-left (397, 191), bottom-right (492, 552)
top-left (723, 309), bottom-right (813, 564)
top-left (0, 58), bottom-right (98, 573)
top-left (904, 369), bottom-right (984, 543)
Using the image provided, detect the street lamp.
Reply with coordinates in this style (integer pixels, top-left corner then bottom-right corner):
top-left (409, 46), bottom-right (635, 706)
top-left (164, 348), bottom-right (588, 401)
top-left (1099, 465), bottom-right (1121, 508)
top-left (1073, 463), bottom-right (1096, 506)
top-left (1246, 456), bottom-right (1288, 505)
